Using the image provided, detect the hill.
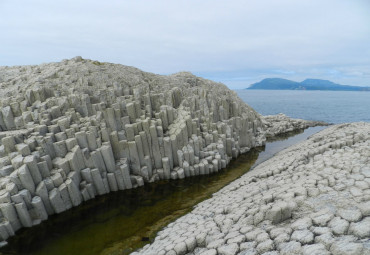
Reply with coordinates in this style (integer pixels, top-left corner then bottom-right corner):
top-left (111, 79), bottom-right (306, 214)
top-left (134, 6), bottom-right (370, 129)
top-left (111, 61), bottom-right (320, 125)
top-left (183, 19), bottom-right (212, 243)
top-left (247, 78), bottom-right (370, 91)
top-left (0, 56), bottom-right (266, 241)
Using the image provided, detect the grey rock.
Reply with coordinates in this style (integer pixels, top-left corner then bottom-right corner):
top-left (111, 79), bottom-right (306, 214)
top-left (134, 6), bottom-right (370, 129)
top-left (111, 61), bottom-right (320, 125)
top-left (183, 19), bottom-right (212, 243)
top-left (337, 208), bottom-right (362, 222)
top-left (358, 201), bottom-right (370, 216)
top-left (240, 241), bottom-right (257, 251)
top-left (256, 240), bottom-right (274, 254)
top-left (291, 230), bottom-right (314, 245)
top-left (198, 249), bottom-right (217, 255)
top-left (0, 57), bottom-right (364, 247)
top-left (291, 217), bottom-right (312, 230)
top-left (311, 210), bottom-right (334, 227)
top-left (348, 217), bottom-right (370, 238)
top-left (239, 249), bottom-right (257, 255)
top-left (330, 241), bottom-right (363, 255)
top-left (14, 202), bottom-right (32, 227)
top-left (328, 217), bottom-right (349, 235)
top-left (302, 243), bottom-right (329, 255)
top-left (49, 188), bottom-right (66, 214)
top-left (174, 241), bottom-right (187, 255)
top-left (278, 241), bottom-right (302, 255)
top-left (314, 233), bottom-right (335, 250)
top-left (265, 201), bottom-right (293, 224)
top-left (217, 243), bottom-right (239, 255)
top-left (17, 165), bottom-right (35, 195)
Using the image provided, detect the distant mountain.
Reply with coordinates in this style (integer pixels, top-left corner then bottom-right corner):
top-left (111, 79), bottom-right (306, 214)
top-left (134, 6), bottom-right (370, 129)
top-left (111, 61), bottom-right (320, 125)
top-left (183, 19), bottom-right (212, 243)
top-left (247, 78), bottom-right (370, 91)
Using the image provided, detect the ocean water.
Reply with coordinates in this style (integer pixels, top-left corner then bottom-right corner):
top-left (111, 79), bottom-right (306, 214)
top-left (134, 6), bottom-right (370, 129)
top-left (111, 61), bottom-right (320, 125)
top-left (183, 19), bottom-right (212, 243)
top-left (236, 90), bottom-right (370, 124)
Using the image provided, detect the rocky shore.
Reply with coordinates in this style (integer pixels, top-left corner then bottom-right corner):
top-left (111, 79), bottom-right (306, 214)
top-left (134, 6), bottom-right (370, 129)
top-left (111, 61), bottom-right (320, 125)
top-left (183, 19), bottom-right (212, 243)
top-left (0, 58), bottom-right (318, 245)
top-left (262, 114), bottom-right (328, 139)
top-left (134, 122), bottom-right (370, 255)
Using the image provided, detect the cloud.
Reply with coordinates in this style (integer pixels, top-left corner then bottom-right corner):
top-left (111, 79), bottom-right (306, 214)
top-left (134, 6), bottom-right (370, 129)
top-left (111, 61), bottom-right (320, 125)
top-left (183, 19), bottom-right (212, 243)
top-left (0, 0), bottom-right (369, 88)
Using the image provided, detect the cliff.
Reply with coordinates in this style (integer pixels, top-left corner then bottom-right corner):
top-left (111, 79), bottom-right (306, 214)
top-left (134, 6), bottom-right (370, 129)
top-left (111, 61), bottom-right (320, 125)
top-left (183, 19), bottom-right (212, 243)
top-left (0, 57), bottom-right (271, 243)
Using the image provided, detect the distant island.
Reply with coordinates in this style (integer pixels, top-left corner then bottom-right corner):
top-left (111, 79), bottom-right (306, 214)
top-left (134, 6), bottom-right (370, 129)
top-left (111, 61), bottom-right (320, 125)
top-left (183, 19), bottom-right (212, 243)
top-left (247, 78), bottom-right (370, 91)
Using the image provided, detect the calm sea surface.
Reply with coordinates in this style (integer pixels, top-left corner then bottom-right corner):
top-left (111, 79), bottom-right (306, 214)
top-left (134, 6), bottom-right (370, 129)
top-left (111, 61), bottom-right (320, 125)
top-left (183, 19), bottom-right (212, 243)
top-left (236, 90), bottom-right (370, 124)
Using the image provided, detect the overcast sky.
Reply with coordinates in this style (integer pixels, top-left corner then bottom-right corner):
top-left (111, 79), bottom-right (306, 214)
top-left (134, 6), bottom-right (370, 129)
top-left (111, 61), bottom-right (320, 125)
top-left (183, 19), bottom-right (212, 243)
top-left (1, 0), bottom-right (370, 89)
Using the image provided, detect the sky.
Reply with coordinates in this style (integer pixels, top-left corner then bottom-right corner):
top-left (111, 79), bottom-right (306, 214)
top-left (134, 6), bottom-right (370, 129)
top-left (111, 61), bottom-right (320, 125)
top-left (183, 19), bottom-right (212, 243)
top-left (1, 0), bottom-right (370, 89)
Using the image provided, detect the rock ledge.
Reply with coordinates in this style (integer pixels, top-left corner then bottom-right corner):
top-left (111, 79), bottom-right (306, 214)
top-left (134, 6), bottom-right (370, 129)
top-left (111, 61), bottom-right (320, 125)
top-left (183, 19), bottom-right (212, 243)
top-left (134, 122), bottom-right (370, 255)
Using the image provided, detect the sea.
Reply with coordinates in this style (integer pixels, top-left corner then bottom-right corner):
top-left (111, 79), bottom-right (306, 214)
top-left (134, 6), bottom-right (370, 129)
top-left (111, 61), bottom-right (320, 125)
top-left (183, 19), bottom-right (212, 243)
top-left (236, 89), bottom-right (370, 124)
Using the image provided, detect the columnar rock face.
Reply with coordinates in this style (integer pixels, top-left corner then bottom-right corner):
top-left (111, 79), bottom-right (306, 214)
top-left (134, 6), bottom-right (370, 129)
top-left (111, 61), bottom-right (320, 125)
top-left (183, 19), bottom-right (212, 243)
top-left (0, 57), bottom-right (268, 243)
top-left (133, 122), bottom-right (370, 255)
top-left (262, 113), bottom-right (328, 138)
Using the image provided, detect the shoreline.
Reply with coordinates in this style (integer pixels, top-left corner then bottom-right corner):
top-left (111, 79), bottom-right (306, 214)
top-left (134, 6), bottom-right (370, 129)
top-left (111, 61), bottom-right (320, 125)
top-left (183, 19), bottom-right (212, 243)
top-left (134, 122), bottom-right (370, 255)
top-left (0, 58), bottom-right (337, 254)
top-left (0, 126), bottom-right (324, 255)
top-left (0, 58), bottom-right (326, 247)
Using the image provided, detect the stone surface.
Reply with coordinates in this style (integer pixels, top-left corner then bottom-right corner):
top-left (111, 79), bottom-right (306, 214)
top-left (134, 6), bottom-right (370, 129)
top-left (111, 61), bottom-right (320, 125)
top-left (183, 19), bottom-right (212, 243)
top-left (330, 241), bottom-right (364, 255)
top-left (348, 217), bottom-right (370, 238)
top-left (328, 217), bottom-right (349, 235)
top-left (135, 123), bottom-right (370, 255)
top-left (217, 243), bottom-right (239, 255)
top-left (278, 241), bottom-right (302, 255)
top-left (302, 243), bottom-right (330, 255)
top-left (337, 208), bottom-right (362, 222)
top-left (291, 230), bottom-right (314, 245)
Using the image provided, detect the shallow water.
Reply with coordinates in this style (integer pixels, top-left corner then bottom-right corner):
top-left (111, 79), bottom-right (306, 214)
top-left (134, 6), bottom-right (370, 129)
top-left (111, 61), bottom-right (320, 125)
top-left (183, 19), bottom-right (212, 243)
top-left (253, 126), bottom-right (327, 167)
top-left (0, 126), bottom-right (326, 255)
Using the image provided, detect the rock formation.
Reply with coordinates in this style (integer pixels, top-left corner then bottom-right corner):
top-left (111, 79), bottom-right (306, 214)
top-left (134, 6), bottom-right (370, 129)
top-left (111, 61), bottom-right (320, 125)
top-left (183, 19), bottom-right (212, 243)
top-left (262, 113), bottom-right (328, 138)
top-left (133, 122), bottom-right (370, 255)
top-left (0, 57), bottom-right (275, 244)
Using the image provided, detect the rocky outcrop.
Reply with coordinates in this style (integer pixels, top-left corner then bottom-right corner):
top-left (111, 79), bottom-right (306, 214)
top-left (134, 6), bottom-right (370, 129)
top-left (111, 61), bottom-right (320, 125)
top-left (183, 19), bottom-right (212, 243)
top-left (134, 122), bottom-right (370, 255)
top-left (0, 57), bottom-right (273, 244)
top-left (262, 113), bottom-right (328, 138)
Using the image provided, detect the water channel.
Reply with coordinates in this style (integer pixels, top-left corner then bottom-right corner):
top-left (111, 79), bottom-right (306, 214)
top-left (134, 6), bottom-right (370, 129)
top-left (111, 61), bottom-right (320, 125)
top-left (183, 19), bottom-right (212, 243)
top-left (0, 126), bottom-right (327, 255)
